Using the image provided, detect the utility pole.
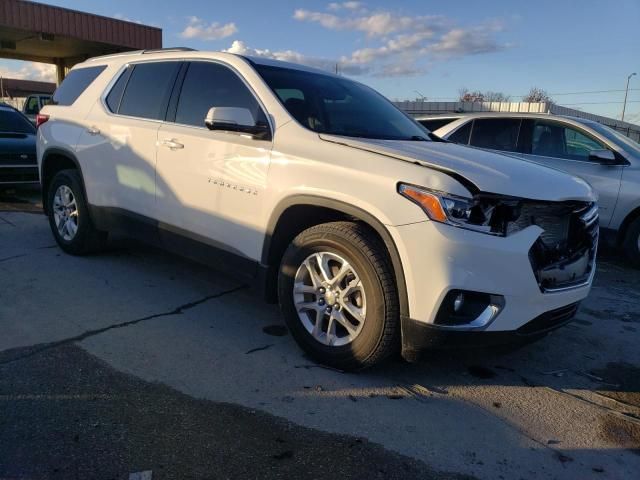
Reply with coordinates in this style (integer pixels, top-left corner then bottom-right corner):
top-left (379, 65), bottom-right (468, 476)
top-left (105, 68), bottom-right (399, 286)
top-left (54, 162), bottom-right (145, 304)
top-left (622, 72), bottom-right (636, 122)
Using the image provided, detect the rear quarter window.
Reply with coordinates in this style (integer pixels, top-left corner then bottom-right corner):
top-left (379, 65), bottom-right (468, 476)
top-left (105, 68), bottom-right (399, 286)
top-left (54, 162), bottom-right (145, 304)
top-left (52, 66), bottom-right (107, 106)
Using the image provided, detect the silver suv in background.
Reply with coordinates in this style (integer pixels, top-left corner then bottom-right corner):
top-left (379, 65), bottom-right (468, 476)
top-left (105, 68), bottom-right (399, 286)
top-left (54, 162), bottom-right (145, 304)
top-left (428, 113), bottom-right (640, 267)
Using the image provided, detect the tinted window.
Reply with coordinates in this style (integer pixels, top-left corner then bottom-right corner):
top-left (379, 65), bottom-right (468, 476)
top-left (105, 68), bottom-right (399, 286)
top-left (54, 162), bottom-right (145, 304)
top-left (470, 118), bottom-right (521, 151)
top-left (119, 62), bottom-right (180, 120)
top-left (0, 108), bottom-right (36, 134)
top-left (52, 66), bottom-right (106, 106)
top-left (255, 64), bottom-right (430, 141)
top-left (448, 121), bottom-right (472, 144)
top-left (175, 62), bottom-right (267, 128)
top-left (419, 118), bottom-right (459, 132)
top-left (105, 67), bottom-right (130, 113)
top-left (530, 121), bottom-right (606, 161)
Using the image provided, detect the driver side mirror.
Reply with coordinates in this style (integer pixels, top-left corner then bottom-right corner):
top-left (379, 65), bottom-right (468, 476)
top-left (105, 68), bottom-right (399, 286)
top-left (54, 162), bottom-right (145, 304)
top-left (589, 149), bottom-right (618, 165)
top-left (204, 107), bottom-right (270, 140)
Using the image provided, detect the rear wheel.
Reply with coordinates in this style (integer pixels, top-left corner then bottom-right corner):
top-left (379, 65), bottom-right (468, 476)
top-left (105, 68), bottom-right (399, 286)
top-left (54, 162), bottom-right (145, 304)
top-left (278, 221), bottom-right (399, 371)
top-left (46, 169), bottom-right (107, 255)
top-left (622, 217), bottom-right (640, 268)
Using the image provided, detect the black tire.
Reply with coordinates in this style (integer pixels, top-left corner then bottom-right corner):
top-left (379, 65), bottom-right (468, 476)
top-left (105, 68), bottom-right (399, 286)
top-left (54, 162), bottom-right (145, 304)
top-left (622, 217), bottom-right (640, 269)
top-left (278, 221), bottom-right (399, 371)
top-left (46, 169), bottom-right (107, 255)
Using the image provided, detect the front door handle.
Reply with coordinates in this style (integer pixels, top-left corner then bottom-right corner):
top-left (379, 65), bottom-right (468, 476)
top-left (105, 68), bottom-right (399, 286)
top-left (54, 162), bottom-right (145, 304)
top-left (87, 126), bottom-right (101, 136)
top-left (161, 139), bottom-right (184, 150)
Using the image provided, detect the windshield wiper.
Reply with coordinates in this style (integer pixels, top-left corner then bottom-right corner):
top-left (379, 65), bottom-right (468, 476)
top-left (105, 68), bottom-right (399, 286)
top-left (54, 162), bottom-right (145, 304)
top-left (409, 135), bottom-right (429, 141)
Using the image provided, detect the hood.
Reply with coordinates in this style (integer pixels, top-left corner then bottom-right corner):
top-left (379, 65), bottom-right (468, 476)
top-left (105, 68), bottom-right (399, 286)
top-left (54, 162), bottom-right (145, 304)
top-left (319, 134), bottom-right (596, 203)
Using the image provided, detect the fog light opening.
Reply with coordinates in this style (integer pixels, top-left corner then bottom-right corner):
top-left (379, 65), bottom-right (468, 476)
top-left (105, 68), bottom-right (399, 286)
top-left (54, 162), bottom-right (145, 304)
top-left (434, 290), bottom-right (505, 330)
top-left (453, 293), bottom-right (465, 313)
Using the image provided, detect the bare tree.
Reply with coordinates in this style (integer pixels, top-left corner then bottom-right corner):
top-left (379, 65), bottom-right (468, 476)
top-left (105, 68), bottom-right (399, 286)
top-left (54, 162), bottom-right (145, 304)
top-left (458, 87), bottom-right (510, 102)
top-left (523, 87), bottom-right (553, 103)
top-left (484, 91), bottom-right (511, 102)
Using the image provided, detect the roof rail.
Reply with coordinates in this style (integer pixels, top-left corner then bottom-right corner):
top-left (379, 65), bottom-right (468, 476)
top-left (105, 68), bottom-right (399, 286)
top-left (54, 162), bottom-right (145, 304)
top-left (86, 47), bottom-right (197, 63)
top-left (142, 47), bottom-right (197, 54)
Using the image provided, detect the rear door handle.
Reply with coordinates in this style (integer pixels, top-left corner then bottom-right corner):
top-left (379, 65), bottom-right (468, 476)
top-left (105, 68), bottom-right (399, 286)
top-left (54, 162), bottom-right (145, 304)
top-left (87, 126), bottom-right (101, 136)
top-left (161, 139), bottom-right (184, 150)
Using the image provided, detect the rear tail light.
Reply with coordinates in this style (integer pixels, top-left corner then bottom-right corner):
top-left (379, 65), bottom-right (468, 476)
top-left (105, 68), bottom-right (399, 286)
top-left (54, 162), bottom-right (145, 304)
top-left (35, 113), bottom-right (50, 128)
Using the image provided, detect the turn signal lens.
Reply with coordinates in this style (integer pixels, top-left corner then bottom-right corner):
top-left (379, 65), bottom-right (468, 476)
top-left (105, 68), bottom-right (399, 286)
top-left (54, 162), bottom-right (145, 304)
top-left (398, 184), bottom-right (448, 222)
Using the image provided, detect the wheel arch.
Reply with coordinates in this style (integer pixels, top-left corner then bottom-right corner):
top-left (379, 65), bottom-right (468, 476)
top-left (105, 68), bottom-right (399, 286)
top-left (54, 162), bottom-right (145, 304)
top-left (40, 148), bottom-right (86, 212)
top-left (261, 195), bottom-right (409, 319)
top-left (617, 205), bottom-right (640, 245)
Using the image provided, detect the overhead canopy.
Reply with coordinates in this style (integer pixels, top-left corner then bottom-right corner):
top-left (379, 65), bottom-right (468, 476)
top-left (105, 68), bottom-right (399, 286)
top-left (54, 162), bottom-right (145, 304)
top-left (0, 0), bottom-right (162, 83)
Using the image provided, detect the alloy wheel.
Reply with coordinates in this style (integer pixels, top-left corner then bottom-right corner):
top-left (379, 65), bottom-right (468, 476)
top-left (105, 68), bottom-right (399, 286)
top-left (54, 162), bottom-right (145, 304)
top-left (52, 185), bottom-right (79, 241)
top-left (293, 251), bottom-right (367, 347)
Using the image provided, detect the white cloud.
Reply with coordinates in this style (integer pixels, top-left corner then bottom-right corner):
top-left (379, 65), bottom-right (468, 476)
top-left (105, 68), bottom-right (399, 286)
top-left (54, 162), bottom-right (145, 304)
top-left (0, 62), bottom-right (56, 84)
top-left (293, 8), bottom-right (447, 38)
top-left (224, 5), bottom-right (507, 79)
top-left (180, 16), bottom-right (237, 40)
top-left (328, 2), bottom-right (365, 11)
top-left (224, 40), bottom-right (369, 75)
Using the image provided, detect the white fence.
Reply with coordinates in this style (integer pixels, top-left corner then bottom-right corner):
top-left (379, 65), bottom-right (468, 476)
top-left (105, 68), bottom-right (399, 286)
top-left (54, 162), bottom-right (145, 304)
top-left (394, 101), bottom-right (640, 143)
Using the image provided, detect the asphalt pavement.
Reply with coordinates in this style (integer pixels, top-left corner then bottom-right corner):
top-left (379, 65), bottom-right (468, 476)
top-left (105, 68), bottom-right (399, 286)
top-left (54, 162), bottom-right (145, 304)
top-left (1, 190), bottom-right (639, 479)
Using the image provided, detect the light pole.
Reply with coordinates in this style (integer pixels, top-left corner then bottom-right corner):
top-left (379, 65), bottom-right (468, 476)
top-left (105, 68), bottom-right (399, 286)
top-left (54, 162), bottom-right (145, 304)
top-left (622, 72), bottom-right (636, 122)
top-left (414, 90), bottom-right (426, 101)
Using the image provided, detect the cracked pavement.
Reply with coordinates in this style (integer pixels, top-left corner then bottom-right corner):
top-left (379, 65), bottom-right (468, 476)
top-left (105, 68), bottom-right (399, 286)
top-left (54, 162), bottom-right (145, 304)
top-left (1, 207), bottom-right (639, 479)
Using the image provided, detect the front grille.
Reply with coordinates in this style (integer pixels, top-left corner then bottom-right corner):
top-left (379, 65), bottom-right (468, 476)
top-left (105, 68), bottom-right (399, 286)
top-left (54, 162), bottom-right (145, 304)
top-left (515, 201), bottom-right (598, 292)
top-left (517, 302), bottom-right (580, 335)
top-left (0, 152), bottom-right (37, 166)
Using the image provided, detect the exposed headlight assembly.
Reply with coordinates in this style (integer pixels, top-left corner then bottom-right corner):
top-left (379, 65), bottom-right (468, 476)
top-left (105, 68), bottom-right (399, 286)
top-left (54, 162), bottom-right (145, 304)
top-left (398, 183), bottom-right (518, 236)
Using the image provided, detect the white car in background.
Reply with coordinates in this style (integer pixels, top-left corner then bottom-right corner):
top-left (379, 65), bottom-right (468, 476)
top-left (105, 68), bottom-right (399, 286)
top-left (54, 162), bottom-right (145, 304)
top-left (425, 113), bottom-right (640, 266)
top-left (37, 49), bottom-right (598, 369)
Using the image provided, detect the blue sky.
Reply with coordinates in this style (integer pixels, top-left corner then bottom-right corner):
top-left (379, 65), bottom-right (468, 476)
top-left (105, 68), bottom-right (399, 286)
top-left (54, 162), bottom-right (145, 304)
top-left (2, 0), bottom-right (639, 122)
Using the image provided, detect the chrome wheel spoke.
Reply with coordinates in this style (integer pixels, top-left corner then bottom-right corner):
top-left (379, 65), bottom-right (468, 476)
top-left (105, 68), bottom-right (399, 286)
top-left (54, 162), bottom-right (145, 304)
top-left (293, 251), bottom-right (367, 347)
top-left (314, 253), bottom-right (333, 284)
top-left (332, 310), bottom-right (357, 336)
top-left (294, 281), bottom-right (317, 295)
top-left (340, 300), bottom-right (365, 324)
top-left (52, 185), bottom-right (79, 241)
top-left (303, 259), bottom-right (323, 288)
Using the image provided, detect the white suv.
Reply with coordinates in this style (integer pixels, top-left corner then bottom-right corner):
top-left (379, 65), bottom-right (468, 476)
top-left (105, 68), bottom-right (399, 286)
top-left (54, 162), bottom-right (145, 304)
top-left (37, 48), bottom-right (598, 370)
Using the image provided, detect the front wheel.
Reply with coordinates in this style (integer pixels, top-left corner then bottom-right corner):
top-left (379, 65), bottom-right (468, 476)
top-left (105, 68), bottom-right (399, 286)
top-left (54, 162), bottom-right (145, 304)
top-left (622, 217), bottom-right (640, 269)
top-left (278, 222), bottom-right (399, 371)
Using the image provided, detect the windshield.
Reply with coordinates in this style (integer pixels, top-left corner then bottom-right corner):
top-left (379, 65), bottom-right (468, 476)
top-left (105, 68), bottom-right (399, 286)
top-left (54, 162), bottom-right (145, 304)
top-left (254, 64), bottom-right (430, 141)
top-left (579, 119), bottom-right (640, 156)
top-left (0, 108), bottom-right (35, 134)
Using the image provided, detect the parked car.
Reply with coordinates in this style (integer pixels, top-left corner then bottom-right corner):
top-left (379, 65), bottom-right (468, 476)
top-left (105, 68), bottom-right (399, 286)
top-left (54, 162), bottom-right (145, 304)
top-left (0, 104), bottom-right (38, 187)
top-left (415, 115), bottom-right (462, 132)
top-left (37, 49), bottom-right (598, 370)
top-left (430, 113), bottom-right (640, 267)
top-left (22, 94), bottom-right (52, 124)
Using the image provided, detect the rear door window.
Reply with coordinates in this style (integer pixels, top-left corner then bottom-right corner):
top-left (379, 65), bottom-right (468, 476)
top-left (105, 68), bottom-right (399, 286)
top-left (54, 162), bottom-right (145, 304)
top-left (118, 62), bottom-right (181, 120)
top-left (52, 66), bottom-right (106, 106)
top-left (470, 118), bottom-right (521, 151)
